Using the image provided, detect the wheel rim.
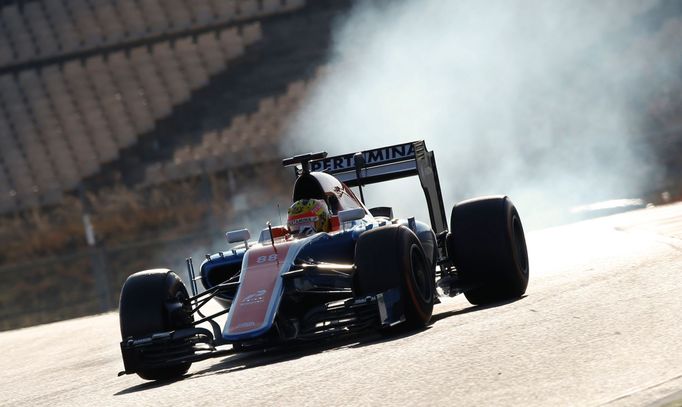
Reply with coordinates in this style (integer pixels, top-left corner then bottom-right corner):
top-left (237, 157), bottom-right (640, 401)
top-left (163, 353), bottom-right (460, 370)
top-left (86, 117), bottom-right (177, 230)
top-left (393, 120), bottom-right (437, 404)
top-left (167, 286), bottom-right (193, 328)
top-left (511, 215), bottom-right (529, 276)
top-left (410, 245), bottom-right (432, 303)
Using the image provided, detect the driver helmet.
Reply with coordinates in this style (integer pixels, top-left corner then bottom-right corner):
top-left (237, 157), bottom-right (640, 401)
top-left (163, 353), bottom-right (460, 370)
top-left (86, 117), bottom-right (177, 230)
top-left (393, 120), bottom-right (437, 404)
top-left (287, 199), bottom-right (331, 234)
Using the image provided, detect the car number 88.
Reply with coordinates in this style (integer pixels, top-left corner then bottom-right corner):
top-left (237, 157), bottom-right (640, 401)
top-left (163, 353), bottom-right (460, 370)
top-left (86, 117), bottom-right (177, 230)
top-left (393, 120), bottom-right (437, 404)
top-left (256, 254), bottom-right (278, 263)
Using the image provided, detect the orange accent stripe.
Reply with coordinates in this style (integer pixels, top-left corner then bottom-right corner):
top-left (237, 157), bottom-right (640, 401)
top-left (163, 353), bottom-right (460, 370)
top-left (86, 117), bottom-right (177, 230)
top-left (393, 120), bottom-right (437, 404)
top-left (288, 211), bottom-right (319, 221)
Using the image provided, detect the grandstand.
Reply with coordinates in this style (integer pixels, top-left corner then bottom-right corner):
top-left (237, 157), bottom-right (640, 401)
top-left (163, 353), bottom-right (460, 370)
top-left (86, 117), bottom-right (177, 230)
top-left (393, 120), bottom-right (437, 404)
top-left (0, 0), bottom-right (352, 330)
top-left (0, 0), bottom-right (336, 214)
top-left (0, 0), bottom-right (680, 331)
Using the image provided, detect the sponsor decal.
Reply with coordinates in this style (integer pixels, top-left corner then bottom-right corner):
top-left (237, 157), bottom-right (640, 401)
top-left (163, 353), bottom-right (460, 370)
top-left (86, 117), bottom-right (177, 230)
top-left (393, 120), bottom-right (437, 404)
top-left (226, 242), bottom-right (293, 335)
top-left (288, 215), bottom-right (318, 225)
top-left (310, 142), bottom-right (415, 173)
top-left (224, 235), bottom-right (325, 338)
top-left (240, 289), bottom-right (267, 305)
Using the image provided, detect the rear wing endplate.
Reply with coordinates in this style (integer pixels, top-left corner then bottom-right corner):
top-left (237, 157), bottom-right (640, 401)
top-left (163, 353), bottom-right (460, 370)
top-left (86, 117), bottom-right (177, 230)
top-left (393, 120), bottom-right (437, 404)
top-left (309, 141), bottom-right (448, 234)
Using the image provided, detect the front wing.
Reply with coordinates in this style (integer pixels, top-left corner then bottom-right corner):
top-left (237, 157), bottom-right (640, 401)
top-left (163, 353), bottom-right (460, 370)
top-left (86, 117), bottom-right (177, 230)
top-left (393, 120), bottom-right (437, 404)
top-left (118, 287), bottom-right (403, 376)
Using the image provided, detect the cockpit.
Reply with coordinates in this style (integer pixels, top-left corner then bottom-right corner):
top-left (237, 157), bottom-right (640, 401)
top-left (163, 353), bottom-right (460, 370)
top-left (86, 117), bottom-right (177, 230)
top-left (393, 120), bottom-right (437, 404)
top-left (292, 172), bottom-right (367, 216)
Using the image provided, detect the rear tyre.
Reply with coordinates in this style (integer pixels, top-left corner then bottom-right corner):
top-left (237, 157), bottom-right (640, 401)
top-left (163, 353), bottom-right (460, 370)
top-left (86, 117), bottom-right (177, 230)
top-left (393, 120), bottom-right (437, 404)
top-left (119, 269), bottom-right (194, 381)
top-left (355, 225), bottom-right (434, 330)
top-left (449, 196), bottom-right (529, 305)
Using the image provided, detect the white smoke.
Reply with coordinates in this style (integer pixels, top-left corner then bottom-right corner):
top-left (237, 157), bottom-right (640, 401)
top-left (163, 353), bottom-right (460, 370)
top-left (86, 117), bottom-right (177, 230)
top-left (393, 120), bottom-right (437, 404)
top-left (283, 0), bottom-right (678, 229)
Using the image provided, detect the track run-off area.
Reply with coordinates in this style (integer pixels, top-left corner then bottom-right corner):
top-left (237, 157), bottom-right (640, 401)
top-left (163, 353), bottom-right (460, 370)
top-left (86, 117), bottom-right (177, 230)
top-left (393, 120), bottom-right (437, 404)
top-left (2, 203), bottom-right (682, 406)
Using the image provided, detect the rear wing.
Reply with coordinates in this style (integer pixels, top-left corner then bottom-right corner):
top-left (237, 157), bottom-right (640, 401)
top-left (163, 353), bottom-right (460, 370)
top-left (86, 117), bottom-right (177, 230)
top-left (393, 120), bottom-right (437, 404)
top-left (310, 140), bottom-right (448, 234)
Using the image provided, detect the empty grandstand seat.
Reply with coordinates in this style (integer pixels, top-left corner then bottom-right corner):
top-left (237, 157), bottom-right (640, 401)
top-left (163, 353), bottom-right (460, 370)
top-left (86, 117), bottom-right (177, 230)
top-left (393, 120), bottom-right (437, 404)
top-left (283, 0), bottom-right (306, 11)
top-left (162, 161), bottom-right (184, 181)
top-left (20, 126), bottom-right (59, 189)
top-left (138, 0), bottom-right (170, 34)
top-left (130, 46), bottom-right (173, 118)
top-left (117, 0), bottom-right (147, 38)
top-left (218, 27), bottom-right (245, 59)
top-left (143, 162), bottom-right (165, 185)
top-left (0, 114), bottom-right (37, 204)
top-left (0, 80), bottom-right (57, 192)
top-left (63, 60), bottom-right (119, 162)
top-left (23, 2), bottom-right (59, 58)
top-left (164, 0), bottom-right (193, 30)
top-left (188, 0), bottom-right (215, 26)
top-left (44, 0), bottom-right (83, 53)
top-left (1, 5), bottom-right (37, 62)
top-left (91, 0), bottom-right (126, 44)
top-left (41, 66), bottom-right (100, 176)
top-left (237, 0), bottom-right (259, 18)
top-left (152, 42), bottom-right (191, 105)
top-left (241, 22), bottom-right (263, 45)
top-left (18, 70), bottom-right (81, 187)
top-left (68, 0), bottom-right (104, 48)
top-left (173, 145), bottom-right (192, 164)
top-left (174, 38), bottom-right (209, 89)
top-left (85, 56), bottom-right (137, 148)
top-left (197, 33), bottom-right (226, 75)
top-left (0, 38), bottom-right (12, 66)
top-left (210, 0), bottom-right (237, 23)
top-left (287, 80), bottom-right (306, 97)
top-left (229, 114), bottom-right (248, 132)
top-left (0, 87), bottom-right (57, 192)
top-left (262, 0), bottom-right (283, 14)
top-left (108, 51), bottom-right (155, 134)
top-left (202, 130), bottom-right (219, 146)
top-left (258, 97), bottom-right (276, 114)
top-left (0, 164), bottom-right (16, 212)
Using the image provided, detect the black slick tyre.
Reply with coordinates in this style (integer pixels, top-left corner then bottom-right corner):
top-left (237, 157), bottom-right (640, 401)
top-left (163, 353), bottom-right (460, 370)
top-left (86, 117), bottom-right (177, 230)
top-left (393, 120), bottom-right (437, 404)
top-left (355, 225), bottom-right (435, 330)
top-left (449, 196), bottom-right (529, 305)
top-left (119, 269), bottom-right (194, 381)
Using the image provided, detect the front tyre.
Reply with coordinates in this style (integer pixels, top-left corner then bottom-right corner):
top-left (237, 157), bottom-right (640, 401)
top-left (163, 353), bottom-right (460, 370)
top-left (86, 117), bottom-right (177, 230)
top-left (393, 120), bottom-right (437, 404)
top-left (119, 269), bottom-right (194, 380)
top-left (355, 225), bottom-right (435, 330)
top-left (449, 196), bottom-right (529, 305)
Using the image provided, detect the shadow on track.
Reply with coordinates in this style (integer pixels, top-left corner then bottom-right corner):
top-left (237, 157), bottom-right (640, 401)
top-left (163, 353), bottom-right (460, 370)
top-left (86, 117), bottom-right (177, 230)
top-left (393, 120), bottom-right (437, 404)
top-left (114, 376), bottom-right (188, 395)
top-left (430, 295), bottom-right (527, 324)
top-left (115, 296), bottom-right (526, 395)
top-left (115, 331), bottom-right (393, 396)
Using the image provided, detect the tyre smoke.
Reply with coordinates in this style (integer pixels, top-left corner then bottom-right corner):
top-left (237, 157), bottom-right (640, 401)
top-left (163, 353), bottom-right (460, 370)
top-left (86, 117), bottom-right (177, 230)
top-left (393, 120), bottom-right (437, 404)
top-left (283, 0), bottom-right (680, 229)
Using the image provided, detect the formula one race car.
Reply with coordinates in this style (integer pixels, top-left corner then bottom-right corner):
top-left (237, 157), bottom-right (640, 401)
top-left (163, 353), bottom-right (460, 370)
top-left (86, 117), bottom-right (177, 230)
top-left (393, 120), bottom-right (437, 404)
top-left (118, 140), bottom-right (529, 380)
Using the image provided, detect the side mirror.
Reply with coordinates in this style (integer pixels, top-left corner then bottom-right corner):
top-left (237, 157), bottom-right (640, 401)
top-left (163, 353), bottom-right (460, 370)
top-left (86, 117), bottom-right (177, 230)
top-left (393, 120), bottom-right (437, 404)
top-left (226, 229), bottom-right (251, 247)
top-left (338, 208), bottom-right (365, 223)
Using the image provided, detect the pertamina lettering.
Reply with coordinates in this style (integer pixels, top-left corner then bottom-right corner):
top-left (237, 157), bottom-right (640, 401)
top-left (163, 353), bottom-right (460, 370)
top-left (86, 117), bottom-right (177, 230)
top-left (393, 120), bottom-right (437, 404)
top-left (310, 142), bottom-right (415, 173)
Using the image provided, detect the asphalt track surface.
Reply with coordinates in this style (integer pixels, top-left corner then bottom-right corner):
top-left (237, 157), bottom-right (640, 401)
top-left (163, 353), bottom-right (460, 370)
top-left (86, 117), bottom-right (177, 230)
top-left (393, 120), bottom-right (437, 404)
top-left (2, 203), bottom-right (682, 406)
